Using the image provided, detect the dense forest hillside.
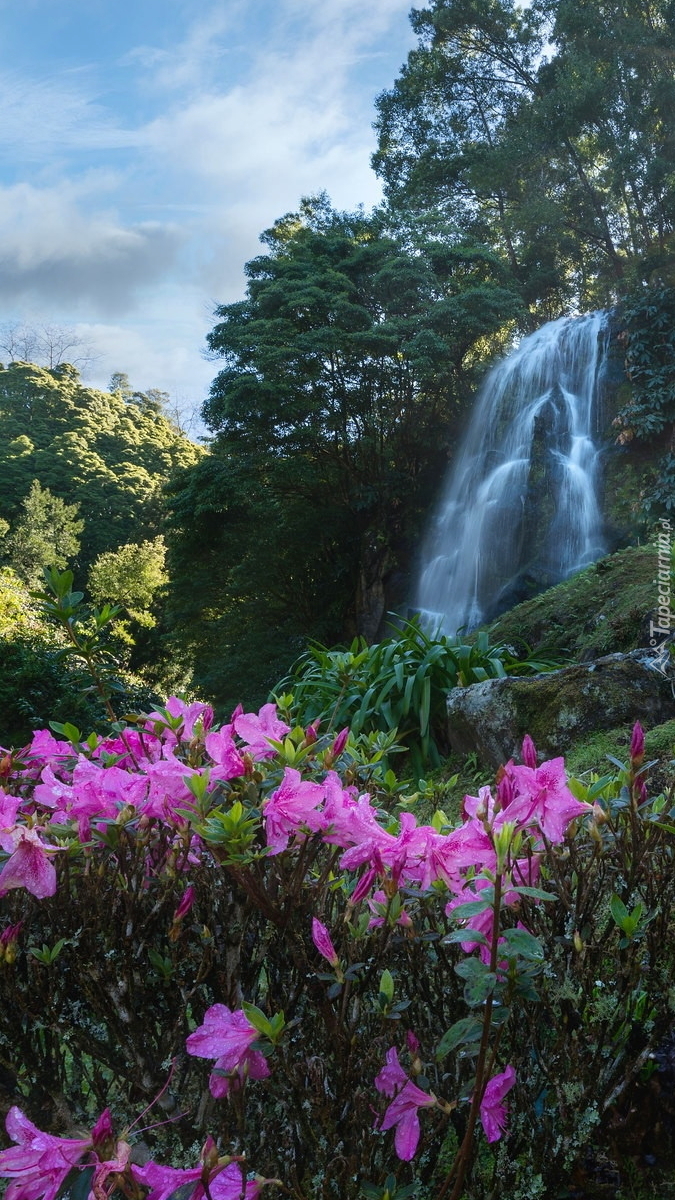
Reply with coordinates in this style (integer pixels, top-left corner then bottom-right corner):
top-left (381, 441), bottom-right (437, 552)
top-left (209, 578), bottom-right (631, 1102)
top-left (0, 362), bottom-right (201, 574)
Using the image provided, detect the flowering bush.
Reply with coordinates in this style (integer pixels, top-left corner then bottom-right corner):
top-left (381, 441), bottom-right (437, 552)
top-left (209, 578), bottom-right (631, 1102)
top-left (0, 691), bottom-right (672, 1199)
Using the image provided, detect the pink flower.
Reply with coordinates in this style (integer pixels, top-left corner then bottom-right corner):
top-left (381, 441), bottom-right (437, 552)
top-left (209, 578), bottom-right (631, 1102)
top-left (311, 918), bottom-right (339, 967)
top-left (521, 734), bottom-right (538, 769)
top-left (374, 1047), bottom-right (436, 1160)
top-left (204, 726), bottom-right (245, 781)
top-left (132, 1159), bottom-right (263, 1199)
top-left (233, 703), bottom-right (290, 759)
top-left (503, 758), bottom-right (589, 844)
top-left (374, 1046), bottom-right (408, 1096)
top-left (0, 1107), bottom-right (91, 1200)
top-left (374, 1053), bottom-right (436, 1161)
top-left (0, 827), bottom-right (61, 900)
top-left (479, 1064), bottom-right (516, 1143)
top-left (630, 721), bottom-right (645, 765)
top-left (262, 768), bottom-right (325, 854)
top-left (145, 698), bottom-right (213, 743)
top-left (186, 1004), bottom-right (270, 1098)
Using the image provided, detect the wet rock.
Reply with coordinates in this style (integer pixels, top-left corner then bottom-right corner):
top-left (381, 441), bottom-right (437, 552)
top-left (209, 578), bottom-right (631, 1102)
top-left (447, 649), bottom-right (675, 768)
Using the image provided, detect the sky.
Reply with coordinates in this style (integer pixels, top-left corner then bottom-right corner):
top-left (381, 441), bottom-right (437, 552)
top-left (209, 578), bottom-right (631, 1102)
top-left (0, 0), bottom-right (416, 429)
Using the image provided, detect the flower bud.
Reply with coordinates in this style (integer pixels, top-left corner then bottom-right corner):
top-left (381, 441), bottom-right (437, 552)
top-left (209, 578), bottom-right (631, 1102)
top-left (311, 918), bottom-right (339, 968)
top-left (573, 931), bottom-right (583, 953)
top-left (496, 773), bottom-right (514, 812)
top-left (592, 801), bottom-right (608, 825)
top-left (91, 1109), bottom-right (115, 1158)
top-left (630, 721), bottom-right (645, 766)
top-left (200, 1135), bottom-right (220, 1172)
top-left (303, 719), bottom-right (320, 747)
top-left (522, 734), bottom-right (538, 769)
top-left (331, 728), bottom-right (349, 758)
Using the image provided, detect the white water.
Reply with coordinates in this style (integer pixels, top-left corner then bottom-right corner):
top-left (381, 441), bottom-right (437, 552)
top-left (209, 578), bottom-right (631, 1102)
top-left (416, 312), bottom-right (610, 633)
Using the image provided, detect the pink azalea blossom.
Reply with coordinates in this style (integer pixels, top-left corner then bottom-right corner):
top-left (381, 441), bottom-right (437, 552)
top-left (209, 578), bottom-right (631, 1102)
top-left (311, 918), bottom-right (339, 967)
top-left (0, 827), bottom-right (62, 900)
top-left (425, 818), bottom-right (496, 891)
top-left (503, 758), bottom-right (589, 844)
top-left (445, 877), bottom-right (495, 960)
top-left (205, 726), bottom-right (245, 781)
top-left (145, 698), bottom-right (214, 744)
top-left (233, 703), bottom-right (290, 759)
top-left (132, 1159), bottom-right (262, 1200)
top-left (186, 1004), bottom-right (270, 1098)
top-left (479, 1064), bottom-right (516, 1143)
top-left (374, 1046), bottom-right (408, 1096)
top-left (0, 791), bottom-right (20, 830)
top-left (262, 768), bottom-right (325, 854)
top-left (374, 1048), bottom-right (436, 1161)
top-left (0, 1106), bottom-right (92, 1200)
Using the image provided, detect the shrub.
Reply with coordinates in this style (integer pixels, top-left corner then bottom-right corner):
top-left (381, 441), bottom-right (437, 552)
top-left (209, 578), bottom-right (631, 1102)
top-left (275, 617), bottom-right (558, 779)
top-left (0, 695), bottom-right (673, 1198)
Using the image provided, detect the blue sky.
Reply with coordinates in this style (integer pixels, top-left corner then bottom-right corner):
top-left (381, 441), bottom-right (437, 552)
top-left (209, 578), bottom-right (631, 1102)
top-left (0, 0), bottom-right (415, 425)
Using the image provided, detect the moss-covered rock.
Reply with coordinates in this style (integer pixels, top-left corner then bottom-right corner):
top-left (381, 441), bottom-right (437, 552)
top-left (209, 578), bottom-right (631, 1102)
top-left (487, 544), bottom-right (664, 661)
top-left (446, 649), bottom-right (675, 768)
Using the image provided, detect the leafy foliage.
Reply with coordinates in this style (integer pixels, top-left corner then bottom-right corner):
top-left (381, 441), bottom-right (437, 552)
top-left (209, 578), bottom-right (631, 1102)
top-left (276, 618), bottom-right (560, 778)
top-left (0, 360), bottom-right (201, 575)
top-left (614, 287), bottom-right (675, 514)
top-left (0, 567), bottom-right (160, 749)
top-left (88, 537), bottom-right (168, 631)
top-left (374, 0), bottom-right (675, 313)
top-left (1, 479), bottom-right (83, 585)
top-left (166, 198), bottom-right (522, 711)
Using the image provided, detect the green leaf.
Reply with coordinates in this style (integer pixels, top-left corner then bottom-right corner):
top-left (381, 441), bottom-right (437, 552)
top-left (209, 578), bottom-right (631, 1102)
top-left (436, 1016), bottom-right (483, 1059)
top-left (464, 971), bottom-right (497, 1006)
top-left (379, 968), bottom-right (395, 1003)
top-left (241, 1002), bottom-right (273, 1038)
top-left (510, 885), bottom-right (556, 901)
top-left (455, 956), bottom-right (490, 980)
top-left (443, 927), bottom-right (489, 947)
top-left (609, 894), bottom-right (629, 929)
top-left (55, 1166), bottom-right (95, 1200)
top-left (500, 927), bottom-right (544, 960)
top-left (450, 894), bottom-right (494, 919)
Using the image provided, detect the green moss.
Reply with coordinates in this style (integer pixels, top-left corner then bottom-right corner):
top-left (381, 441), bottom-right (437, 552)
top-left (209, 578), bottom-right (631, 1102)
top-left (566, 720), bottom-right (675, 791)
top-left (487, 545), bottom-right (660, 661)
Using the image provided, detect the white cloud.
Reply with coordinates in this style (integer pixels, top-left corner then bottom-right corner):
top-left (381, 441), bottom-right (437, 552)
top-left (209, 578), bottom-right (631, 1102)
top-left (0, 0), bottom-right (416, 407)
top-left (0, 70), bottom-right (138, 157)
top-left (0, 179), bottom-right (183, 313)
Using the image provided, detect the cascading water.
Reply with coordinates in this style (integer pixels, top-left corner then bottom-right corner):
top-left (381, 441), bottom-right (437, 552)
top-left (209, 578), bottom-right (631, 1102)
top-left (416, 311), bottom-right (610, 633)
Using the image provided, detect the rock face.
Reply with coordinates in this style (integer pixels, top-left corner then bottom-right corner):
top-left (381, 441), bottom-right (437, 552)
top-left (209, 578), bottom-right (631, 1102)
top-left (447, 649), bottom-right (675, 768)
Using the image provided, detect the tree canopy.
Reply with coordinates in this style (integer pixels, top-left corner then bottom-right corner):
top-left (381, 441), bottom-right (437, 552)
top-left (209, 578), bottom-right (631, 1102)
top-left (374, 0), bottom-right (675, 313)
top-left (166, 198), bottom-right (523, 710)
top-left (0, 361), bottom-right (202, 575)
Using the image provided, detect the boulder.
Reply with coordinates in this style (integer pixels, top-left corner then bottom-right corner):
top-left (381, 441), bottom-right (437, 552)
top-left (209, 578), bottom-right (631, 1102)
top-left (447, 649), bottom-right (675, 768)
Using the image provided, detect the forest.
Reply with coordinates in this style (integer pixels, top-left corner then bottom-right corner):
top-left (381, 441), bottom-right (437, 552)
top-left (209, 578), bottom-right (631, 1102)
top-left (1, 1), bottom-right (675, 1198)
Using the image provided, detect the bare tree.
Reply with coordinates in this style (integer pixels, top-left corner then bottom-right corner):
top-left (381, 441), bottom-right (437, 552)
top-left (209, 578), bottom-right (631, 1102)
top-left (0, 322), bottom-right (100, 373)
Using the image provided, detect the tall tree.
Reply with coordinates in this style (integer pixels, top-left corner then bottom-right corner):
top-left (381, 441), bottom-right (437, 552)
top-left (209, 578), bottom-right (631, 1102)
top-left (166, 197), bottom-right (522, 710)
top-left (374, 0), bottom-right (675, 312)
top-left (3, 480), bottom-right (83, 586)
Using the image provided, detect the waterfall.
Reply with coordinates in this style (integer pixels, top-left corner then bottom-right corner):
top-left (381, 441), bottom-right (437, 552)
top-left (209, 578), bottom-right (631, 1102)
top-left (416, 311), bottom-right (610, 633)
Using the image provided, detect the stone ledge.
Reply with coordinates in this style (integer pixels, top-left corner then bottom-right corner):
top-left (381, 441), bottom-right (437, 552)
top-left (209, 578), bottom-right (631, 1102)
top-left (447, 649), bottom-right (675, 768)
